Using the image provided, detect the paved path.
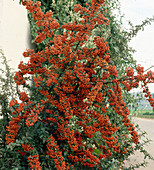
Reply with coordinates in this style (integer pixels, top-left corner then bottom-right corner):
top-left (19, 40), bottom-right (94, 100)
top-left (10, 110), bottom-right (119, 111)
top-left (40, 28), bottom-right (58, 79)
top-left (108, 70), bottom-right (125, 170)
top-left (125, 118), bottom-right (154, 170)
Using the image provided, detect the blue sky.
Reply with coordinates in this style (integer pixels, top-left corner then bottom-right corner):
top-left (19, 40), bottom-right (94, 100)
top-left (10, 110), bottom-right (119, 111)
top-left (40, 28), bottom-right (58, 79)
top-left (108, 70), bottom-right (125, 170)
top-left (119, 0), bottom-right (154, 92)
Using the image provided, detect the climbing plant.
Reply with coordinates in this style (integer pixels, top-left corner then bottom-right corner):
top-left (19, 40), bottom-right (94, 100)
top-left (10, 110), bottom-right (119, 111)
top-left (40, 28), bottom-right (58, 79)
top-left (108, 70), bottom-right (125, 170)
top-left (1, 0), bottom-right (154, 169)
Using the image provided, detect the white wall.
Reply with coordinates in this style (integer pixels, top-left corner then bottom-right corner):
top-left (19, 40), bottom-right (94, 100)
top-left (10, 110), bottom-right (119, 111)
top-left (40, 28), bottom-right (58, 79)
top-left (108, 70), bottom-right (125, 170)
top-left (0, 0), bottom-right (32, 71)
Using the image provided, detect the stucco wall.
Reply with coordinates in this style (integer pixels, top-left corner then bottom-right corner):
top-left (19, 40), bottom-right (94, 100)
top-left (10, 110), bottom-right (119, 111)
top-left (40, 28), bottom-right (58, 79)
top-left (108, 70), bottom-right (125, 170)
top-left (0, 0), bottom-right (32, 70)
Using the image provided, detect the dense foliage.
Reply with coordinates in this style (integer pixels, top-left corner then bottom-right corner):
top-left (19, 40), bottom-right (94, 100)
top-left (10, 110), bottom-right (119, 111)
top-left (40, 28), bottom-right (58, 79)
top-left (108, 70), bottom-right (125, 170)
top-left (26, 0), bottom-right (152, 110)
top-left (1, 0), bottom-right (154, 169)
top-left (0, 49), bottom-right (20, 168)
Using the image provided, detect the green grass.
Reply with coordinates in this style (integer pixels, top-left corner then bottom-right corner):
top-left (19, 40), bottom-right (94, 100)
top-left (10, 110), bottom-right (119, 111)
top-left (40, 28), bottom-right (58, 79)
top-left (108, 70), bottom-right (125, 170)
top-left (130, 109), bottom-right (154, 119)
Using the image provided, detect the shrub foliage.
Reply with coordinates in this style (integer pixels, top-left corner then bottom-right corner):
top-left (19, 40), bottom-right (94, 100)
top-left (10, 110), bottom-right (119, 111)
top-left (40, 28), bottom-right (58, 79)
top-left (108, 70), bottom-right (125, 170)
top-left (1, 0), bottom-right (154, 169)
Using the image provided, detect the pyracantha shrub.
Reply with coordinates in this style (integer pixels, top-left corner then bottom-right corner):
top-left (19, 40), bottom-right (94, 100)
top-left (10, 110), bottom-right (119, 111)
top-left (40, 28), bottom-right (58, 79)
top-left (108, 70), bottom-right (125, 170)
top-left (5, 0), bottom-right (154, 169)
